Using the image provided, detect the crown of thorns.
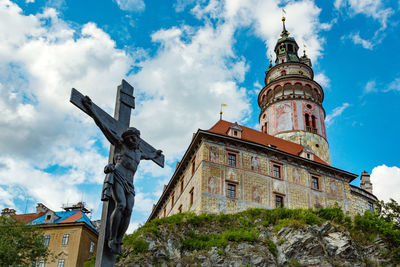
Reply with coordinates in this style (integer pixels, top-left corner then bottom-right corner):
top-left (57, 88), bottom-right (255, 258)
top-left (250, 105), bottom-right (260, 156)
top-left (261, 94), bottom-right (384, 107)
top-left (122, 127), bottom-right (140, 139)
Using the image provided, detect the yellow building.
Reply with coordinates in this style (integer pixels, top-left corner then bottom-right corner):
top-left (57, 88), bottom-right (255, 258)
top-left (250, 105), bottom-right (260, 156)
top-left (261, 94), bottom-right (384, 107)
top-left (5, 202), bottom-right (98, 267)
top-left (148, 19), bottom-right (377, 221)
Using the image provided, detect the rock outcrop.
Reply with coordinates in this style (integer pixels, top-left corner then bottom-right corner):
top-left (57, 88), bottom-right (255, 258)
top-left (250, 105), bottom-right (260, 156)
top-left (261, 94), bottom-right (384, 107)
top-left (117, 208), bottom-right (399, 266)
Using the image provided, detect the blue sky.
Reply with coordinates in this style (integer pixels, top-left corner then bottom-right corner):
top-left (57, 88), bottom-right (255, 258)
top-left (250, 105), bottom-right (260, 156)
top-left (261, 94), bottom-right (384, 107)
top-left (0, 0), bottom-right (399, 231)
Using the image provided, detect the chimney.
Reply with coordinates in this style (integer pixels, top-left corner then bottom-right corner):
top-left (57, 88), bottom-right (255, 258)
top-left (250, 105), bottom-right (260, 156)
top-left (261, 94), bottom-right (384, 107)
top-left (1, 208), bottom-right (16, 216)
top-left (360, 170), bottom-right (373, 194)
top-left (36, 203), bottom-right (49, 214)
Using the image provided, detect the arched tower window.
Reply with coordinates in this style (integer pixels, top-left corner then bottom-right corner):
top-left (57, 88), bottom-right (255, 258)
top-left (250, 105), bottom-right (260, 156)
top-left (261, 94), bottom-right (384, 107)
top-left (281, 70), bottom-right (286, 76)
top-left (305, 113), bottom-right (310, 132)
top-left (311, 115), bottom-right (317, 133)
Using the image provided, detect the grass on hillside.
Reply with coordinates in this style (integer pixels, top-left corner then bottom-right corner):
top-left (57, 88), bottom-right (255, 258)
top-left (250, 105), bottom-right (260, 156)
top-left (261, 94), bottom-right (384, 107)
top-left (122, 205), bottom-right (400, 262)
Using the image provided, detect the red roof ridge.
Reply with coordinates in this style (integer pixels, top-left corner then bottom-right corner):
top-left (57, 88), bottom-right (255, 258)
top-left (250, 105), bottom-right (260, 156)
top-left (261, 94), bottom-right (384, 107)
top-left (12, 212), bottom-right (46, 224)
top-left (206, 120), bottom-right (328, 165)
top-left (59, 211), bottom-right (83, 223)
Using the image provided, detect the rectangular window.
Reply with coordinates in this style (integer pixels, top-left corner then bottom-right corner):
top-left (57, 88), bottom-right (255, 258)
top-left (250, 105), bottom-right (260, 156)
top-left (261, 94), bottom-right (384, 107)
top-left (227, 183), bottom-right (236, 198)
top-left (163, 207), bottom-right (166, 217)
top-left (180, 179), bottom-right (184, 194)
top-left (171, 192), bottom-right (175, 206)
top-left (37, 260), bottom-right (45, 267)
top-left (275, 195), bottom-right (284, 208)
top-left (44, 235), bottom-right (50, 246)
top-left (89, 241), bottom-right (95, 253)
top-left (61, 234), bottom-right (69, 246)
top-left (311, 176), bottom-right (319, 190)
top-left (273, 164), bottom-right (281, 179)
top-left (227, 153), bottom-right (237, 167)
top-left (178, 205), bottom-right (182, 213)
top-left (57, 259), bottom-right (64, 267)
top-left (191, 157), bottom-right (196, 176)
top-left (189, 187), bottom-right (194, 206)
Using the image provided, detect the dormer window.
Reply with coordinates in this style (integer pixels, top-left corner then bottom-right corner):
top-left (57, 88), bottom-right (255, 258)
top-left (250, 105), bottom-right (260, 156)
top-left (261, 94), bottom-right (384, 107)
top-left (227, 122), bottom-right (242, 138)
top-left (46, 215), bottom-right (51, 220)
top-left (300, 147), bottom-right (314, 161)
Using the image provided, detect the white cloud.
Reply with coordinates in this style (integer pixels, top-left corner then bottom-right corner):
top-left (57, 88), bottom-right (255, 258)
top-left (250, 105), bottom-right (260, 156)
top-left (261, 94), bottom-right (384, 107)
top-left (334, 0), bottom-right (394, 30)
top-left (364, 80), bottom-right (377, 94)
top-left (314, 73), bottom-right (330, 88)
top-left (0, 0), bottom-right (332, 223)
top-left (386, 78), bottom-right (400, 92)
top-left (131, 23), bottom-right (251, 159)
top-left (349, 32), bottom-right (374, 50)
top-left (370, 165), bottom-right (400, 203)
top-left (127, 221), bottom-right (141, 234)
top-left (115, 0), bottom-right (145, 12)
top-left (325, 103), bottom-right (350, 126)
top-left (363, 78), bottom-right (400, 94)
top-left (216, 0), bottom-right (329, 63)
top-left (25, 0), bottom-right (34, 3)
top-left (0, 1), bottom-right (133, 213)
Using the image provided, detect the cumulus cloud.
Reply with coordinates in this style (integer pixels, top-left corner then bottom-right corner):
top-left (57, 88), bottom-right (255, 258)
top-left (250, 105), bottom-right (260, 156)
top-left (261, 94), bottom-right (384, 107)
top-left (0, 1), bottom-right (132, 212)
top-left (364, 80), bottom-right (377, 94)
top-left (334, 0), bottom-right (394, 30)
top-left (325, 103), bottom-right (350, 126)
top-left (370, 165), bottom-right (400, 203)
top-left (386, 78), bottom-right (400, 92)
top-left (349, 32), bottom-right (374, 49)
top-left (0, 0), bottom-right (332, 226)
top-left (363, 78), bottom-right (400, 94)
top-left (115, 0), bottom-right (145, 12)
top-left (314, 73), bottom-right (330, 88)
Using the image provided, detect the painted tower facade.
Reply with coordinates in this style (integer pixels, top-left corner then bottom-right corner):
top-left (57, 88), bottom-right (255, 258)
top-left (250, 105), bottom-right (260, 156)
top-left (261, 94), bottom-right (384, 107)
top-left (258, 18), bottom-right (331, 164)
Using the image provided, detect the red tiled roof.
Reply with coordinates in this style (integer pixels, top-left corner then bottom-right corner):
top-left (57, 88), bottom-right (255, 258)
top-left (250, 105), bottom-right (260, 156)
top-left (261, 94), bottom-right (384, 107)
top-left (207, 120), bottom-right (328, 165)
top-left (59, 211), bottom-right (83, 223)
top-left (12, 212), bottom-right (45, 224)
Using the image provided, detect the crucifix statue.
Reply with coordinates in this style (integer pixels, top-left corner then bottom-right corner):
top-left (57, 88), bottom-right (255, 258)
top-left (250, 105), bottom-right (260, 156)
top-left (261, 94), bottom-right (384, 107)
top-left (70, 80), bottom-right (164, 266)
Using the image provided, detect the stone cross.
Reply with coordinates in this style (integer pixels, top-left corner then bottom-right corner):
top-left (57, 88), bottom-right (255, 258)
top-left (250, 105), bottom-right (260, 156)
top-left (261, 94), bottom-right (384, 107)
top-left (70, 80), bottom-right (164, 266)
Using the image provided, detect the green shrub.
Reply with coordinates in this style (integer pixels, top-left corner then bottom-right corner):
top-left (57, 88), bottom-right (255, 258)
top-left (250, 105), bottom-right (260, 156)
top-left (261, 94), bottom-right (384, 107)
top-left (266, 240), bottom-right (277, 257)
top-left (222, 229), bottom-right (258, 242)
top-left (288, 258), bottom-right (302, 267)
top-left (316, 204), bottom-right (344, 224)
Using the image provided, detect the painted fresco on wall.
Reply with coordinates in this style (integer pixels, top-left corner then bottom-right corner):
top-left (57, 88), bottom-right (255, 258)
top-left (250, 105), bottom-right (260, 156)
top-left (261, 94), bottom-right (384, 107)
top-left (292, 167), bottom-right (302, 185)
top-left (273, 181), bottom-right (285, 195)
top-left (209, 146), bottom-right (219, 163)
top-left (275, 102), bottom-right (293, 132)
top-left (312, 194), bottom-right (323, 209)
top-left (328, 179), bottom-right (341, 197)
top-left (208, 176), bottom-right (219, 194)
top-left (252, 187), bottom-right (261, 203)
top-left (226, 168), bottom-right (238, 182)
top-left (251, 156), bottom-right (260, 171)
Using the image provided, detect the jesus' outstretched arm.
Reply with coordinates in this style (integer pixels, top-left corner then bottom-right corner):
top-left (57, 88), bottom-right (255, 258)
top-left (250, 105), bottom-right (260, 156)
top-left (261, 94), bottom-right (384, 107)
top-left (82, 96), bottom-right (121, 146)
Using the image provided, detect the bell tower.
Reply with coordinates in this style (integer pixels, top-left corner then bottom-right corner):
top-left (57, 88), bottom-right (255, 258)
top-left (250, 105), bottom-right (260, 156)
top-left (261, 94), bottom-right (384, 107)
top-left (258, 17), bottom-right (331, 164)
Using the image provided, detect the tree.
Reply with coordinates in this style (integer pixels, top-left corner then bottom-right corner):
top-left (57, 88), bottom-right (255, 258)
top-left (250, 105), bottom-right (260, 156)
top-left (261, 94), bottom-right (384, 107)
top-left (0, 215), bottom-right (50, 266)
top-left (376, 198), bottom-right (400, 229)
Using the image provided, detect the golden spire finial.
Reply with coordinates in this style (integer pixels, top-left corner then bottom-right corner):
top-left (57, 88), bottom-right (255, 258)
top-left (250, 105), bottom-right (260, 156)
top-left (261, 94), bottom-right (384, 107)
top-left (280, 9), bottom-right (289, 37)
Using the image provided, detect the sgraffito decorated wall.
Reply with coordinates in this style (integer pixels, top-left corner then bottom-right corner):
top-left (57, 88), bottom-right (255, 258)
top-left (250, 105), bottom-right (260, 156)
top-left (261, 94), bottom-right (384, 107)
top-left (155, 141), bottom-right (374, 219)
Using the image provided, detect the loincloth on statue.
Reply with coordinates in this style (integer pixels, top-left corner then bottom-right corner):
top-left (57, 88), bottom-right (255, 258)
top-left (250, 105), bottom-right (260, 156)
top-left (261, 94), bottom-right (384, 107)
top-left (101, 164), bottom-right (135, 201)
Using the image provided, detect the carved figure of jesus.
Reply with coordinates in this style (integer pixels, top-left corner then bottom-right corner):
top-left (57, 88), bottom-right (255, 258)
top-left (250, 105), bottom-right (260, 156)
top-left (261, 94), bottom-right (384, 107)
top-left (83, 96), bottom-right (162, 255)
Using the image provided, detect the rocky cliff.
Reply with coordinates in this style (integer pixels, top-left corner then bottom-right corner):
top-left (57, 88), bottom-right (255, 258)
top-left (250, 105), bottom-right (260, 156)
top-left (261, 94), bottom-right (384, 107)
top-left (118, 207), bottom-right (400, 266)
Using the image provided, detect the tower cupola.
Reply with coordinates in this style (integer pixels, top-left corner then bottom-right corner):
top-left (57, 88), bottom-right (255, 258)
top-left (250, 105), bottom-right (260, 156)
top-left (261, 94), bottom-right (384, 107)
top-left (274, 17), bottom-right (300, 64)
top-left (258, 17), bottom-right (331, 164)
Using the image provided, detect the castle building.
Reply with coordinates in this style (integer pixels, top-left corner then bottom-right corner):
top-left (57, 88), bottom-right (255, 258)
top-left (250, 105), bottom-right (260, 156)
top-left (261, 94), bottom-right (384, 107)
top-left (148, 18), bottom-right (377, 221)
top-left (2, 202), bottom-right (98, 267)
